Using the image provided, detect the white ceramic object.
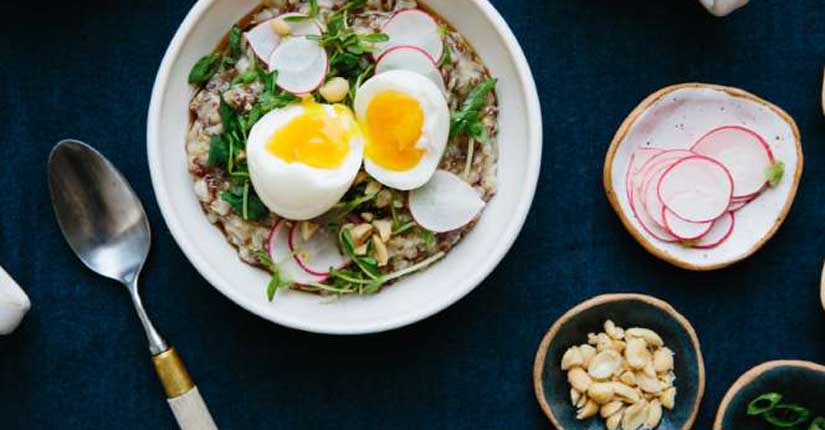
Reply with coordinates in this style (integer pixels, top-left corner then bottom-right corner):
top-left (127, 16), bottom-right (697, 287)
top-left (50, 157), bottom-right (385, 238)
top-left (605, 84), bottom-right (802, 271)
top-left (147, 0), bottom-right (541, 334)
top-left (698, 0), bottom-right (750, 17)
top-left (0, 265), bottom-right (31, 335)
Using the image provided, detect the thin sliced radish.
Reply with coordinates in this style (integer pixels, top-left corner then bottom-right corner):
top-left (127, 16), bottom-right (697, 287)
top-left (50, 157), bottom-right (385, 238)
top-left (691, 126), bottom-right (774, 198)
top-left (728, 194), bottom-right (756, 211)
top-left (628, 150), bottom-right (693, 242)
top-left (376, 45), bottom-right (445, 92)
top-left (245, 13), bottom-right (322, 67)
top-left (409, 170), bottom-right (485, 233)
top-left (692, 212), bottom-right (735, 249)
top-left (727, 200), bottom-right (748, 212)
top-left (287, 222), bottom-right (350, 277)
top-left (268, 37), bottom-right (328, 94)
top-left (629, 181), bottom-right (677, 242)
top-left (268, 220), bottom-right (326, 285)
top-left (662, 207), bottom-right (714, 240)
top-left (638, 150), bottom-right (695, 228)
top-left (625, 148), bottom-right (664, 204)
top-left (375, 9), bottom-right (443, 61)
top-left (658, 156), bottom-right (733, 223)
top-left (633, 149), bottom-right (695, 196)
top-left (643, 163), bottom-right (678, 228)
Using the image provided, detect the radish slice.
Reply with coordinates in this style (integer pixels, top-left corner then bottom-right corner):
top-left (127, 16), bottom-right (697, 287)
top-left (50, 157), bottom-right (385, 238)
top-left (375, 9), bottom-right (443, 61)
top-left (727, 200), bottom-right (748, 212)
top-left (245, 13), bottom-right (322, 67)
top-left (268, 37), bottom-right (328, 94)
top-left (691, 126), bottom-right (774, 198)
top-left (630, 181), bottom-right (677, 242)
top-left (626, 148), bottom-right (665, 203)
top-left (692, 212), bottom-right (735, 249)
top-left (663, 207), bottom-right (714, 240)
top-left (728, 194), bottom-right (756, 211)
top-left (268, 220), bottom-right (326, 285)
top-left (409, 170), bottom-right (485, 233)
top-left (658, 156), bottom-right (733, 223)
top-left (628, 150), bottom-right (693, 242)
top-left (643, 163), bottom-right (679, 228)
top-left (376, 45), bottom-right (445, 92)
top-left (637, 150), bottom-right (694, 228)
top-left (287, 223), bottom-right (350, 277)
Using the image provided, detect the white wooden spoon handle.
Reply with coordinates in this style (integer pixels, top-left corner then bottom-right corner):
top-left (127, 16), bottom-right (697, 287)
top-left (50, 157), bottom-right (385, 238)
top-left (153, 348), bottom-right (217, 430)
top-left (168, 386), bottom-right (217, 430)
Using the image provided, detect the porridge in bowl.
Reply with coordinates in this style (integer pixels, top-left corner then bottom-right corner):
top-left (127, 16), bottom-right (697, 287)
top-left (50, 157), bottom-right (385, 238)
top-left (185, 0), bottom-right (499, 299)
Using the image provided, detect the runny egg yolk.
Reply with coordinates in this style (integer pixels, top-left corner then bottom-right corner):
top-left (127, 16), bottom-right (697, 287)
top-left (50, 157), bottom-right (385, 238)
top-left (267, 100), bottom-right (356, 169)
top-left (363, 90), bottom-right (425, 171)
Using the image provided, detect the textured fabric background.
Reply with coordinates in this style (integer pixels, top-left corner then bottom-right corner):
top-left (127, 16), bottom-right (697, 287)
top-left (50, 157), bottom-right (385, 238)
top-left (1, 0), bottom-right (823, 429)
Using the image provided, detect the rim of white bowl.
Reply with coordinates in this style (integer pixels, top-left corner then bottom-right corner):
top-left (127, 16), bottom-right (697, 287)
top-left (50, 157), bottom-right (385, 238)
top-left (147, 0), bottom-right (543, 335)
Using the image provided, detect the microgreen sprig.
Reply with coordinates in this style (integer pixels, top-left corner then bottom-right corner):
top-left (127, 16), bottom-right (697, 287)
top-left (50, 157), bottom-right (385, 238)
top-left (450, 78), bottom-right (497, 143)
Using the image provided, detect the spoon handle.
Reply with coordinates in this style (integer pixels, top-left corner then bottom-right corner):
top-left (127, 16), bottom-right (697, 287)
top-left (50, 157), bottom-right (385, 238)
top-left (152, 347), bottom-right (218, 430)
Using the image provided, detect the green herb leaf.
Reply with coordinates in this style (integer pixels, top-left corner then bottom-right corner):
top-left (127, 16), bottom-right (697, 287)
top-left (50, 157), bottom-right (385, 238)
top-left (232, 69), bottom-right (259, 85)
top-left (361, 32), bottom-right (390, 43)
top-left (207, 135), bottom-right (229, 167)
top-left (255, 250), bottom-right (293, 301)
top-left (309, 0), bottom-right (319, 17)
top-left (450, 78), bottom-right (497, 142)
top-left (439, 44), bottom-right (453, 67)
top-left (188, 54), bottom-right (221, 85)
top-left (220, 183), bottom-right (268, 221)
top-left (228, 25), bottom-right (243, 60)
top-left (766, 161), bottom-right (785, 187)
top-left (420, 228), bottom-right (435, 246)
top-left (219, 97), bottom-right (239, 136)
top-left (747, 393), bottom-right (782, 416)
top-left (284, 14), bottom-right (311, 22)
top-left (809, 417), bottom-right (825, 430)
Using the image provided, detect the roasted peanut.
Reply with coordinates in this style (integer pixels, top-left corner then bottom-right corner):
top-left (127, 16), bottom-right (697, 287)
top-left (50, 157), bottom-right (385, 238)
top-left (653, 347), bottom-right (674, 373)
top-left (576, 399), bottom-right (599, 420)
top-left (562, 346), bottom-right (584, 370)
top-left (626, 328), bottom-right (664, 347)
top-left (568, 367), bottom-right (593, 392)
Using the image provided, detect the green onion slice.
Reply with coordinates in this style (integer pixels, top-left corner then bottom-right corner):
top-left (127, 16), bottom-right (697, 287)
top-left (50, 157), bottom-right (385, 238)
top-left (764, 404), bottom-right (811, 428)
top-left (809, 417), bottom-right (825, 430)
top-left (747, 392), bottom-right (783, 415)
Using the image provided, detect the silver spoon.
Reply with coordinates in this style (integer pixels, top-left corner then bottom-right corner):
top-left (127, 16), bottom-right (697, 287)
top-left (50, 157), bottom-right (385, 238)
top-left (48, 139), bottom-right (217, 430)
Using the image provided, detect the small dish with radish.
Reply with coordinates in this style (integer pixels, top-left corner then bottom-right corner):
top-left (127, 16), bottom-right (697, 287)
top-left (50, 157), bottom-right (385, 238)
top-left (604, 83), bottom-right (803, 271)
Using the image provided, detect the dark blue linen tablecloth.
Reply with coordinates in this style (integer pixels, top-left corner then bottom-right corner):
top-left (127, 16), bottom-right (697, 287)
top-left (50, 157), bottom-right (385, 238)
top-left (1, 0), bottom-right (824, 428)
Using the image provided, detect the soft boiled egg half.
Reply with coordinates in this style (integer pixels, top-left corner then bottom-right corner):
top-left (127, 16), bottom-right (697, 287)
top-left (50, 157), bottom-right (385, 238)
top-left (354, 70), bottom-right (450, 191)
top-left (247, 98), bottom-right (364, 220)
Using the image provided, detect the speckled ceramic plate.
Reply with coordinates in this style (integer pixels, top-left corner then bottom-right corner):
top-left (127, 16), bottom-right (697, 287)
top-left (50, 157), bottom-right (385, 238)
top-left (604, 83), bottom-right (803, 271)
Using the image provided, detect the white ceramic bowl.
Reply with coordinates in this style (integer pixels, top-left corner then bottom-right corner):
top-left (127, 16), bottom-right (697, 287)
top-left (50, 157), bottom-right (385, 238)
top-left (147, 0), bottom-right (542, 334)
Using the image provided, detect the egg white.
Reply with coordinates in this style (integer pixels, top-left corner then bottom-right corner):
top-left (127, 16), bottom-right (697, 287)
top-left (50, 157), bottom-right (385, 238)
top-left (247, 104), bottom-right (364, 220)
top-left (354, 70), bottom-right (450, 191)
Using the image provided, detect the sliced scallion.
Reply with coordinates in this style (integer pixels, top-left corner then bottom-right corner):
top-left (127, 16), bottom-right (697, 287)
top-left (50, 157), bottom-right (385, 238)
top-left (747, 392), bottom-right (782, 415)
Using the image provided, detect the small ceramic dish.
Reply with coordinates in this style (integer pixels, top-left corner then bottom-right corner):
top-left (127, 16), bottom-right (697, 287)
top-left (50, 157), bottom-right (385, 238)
top-left (820, 261), bottom-right (824, 312)
top-left (714, 360), bottom-right (825, 430)
top-left (533, 294), bottom-right (705, 429)
top-left (604, 83), bottom-right (803, 271)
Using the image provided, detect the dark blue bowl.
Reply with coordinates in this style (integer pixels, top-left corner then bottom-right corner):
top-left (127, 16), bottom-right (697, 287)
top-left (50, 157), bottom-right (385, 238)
top-left (714, 360), bottom-right (825, 430)
top-left (533, 294), bottom-right (705, 430)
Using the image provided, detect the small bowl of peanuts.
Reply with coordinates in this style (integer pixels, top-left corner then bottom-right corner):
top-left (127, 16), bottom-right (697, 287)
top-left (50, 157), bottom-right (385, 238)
top-left (533, 294), bottom-right (705, 430)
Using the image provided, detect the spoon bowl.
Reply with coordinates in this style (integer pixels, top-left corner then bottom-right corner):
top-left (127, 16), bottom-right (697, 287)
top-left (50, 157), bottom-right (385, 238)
top-left (48, 139), bottom-right (150, 284)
